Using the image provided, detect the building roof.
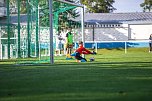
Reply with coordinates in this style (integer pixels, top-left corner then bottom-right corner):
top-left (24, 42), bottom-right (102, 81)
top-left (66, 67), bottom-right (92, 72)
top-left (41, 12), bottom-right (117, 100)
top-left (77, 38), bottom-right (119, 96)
top-left (84, 12), bottom-right (152, 25)
top-left (1, 12), bottom-right (152, 26)
top-left (10, 14), bottom-right (36, 25)
top-left (0, 14), bottom-right (36, 25)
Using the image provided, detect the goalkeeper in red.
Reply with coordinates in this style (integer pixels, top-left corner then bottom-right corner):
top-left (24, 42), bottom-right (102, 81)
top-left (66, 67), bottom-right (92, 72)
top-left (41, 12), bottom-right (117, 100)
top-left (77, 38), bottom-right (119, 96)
top-left (71, 41), bottom-right (96, 62)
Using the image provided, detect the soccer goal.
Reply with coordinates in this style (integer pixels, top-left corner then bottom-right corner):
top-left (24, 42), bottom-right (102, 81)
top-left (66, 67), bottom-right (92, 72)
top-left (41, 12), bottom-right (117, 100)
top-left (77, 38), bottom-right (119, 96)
top-left (44, 0), bottom-right (85, 64)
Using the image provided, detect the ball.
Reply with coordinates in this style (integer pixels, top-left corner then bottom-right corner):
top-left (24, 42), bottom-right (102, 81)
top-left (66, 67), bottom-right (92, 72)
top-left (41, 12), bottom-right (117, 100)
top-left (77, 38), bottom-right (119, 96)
top-left (90, 57), bottom-right (95, 62)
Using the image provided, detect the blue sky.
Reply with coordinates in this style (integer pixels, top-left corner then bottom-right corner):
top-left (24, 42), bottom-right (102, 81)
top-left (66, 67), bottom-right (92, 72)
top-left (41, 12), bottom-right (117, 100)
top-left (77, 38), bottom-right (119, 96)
top-left (113, 0), bottom-right (144, 13)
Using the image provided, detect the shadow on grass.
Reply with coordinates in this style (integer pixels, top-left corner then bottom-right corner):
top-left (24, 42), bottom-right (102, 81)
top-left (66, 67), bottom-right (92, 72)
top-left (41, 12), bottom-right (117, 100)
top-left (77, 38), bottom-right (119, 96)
top-left (1, 61), bottom-right (152, 101)
top-left (0, 61), bottom-right (152, 70)
top-left (53, 62), bottom-right (152, 69)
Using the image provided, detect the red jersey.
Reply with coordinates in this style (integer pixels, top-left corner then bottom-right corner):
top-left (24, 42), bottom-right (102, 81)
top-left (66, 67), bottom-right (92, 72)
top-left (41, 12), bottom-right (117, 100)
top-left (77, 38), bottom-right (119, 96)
top-left (75, 44), bottom-right (92, 54)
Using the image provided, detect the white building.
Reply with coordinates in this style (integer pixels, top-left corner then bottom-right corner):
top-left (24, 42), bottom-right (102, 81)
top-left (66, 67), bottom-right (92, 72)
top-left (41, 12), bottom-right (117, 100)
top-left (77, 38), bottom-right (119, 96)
top-left (0, 0), bottom-right (6, 17)
top-left (74, 12), bottom-right (152, 42)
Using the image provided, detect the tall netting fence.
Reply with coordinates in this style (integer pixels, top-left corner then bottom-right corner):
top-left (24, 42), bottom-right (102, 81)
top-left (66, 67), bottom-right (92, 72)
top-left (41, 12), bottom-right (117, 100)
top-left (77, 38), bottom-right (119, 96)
top-left (0, 25), bottom-right (17, 59)
top-left (0, 0), bottom-right (82, 64)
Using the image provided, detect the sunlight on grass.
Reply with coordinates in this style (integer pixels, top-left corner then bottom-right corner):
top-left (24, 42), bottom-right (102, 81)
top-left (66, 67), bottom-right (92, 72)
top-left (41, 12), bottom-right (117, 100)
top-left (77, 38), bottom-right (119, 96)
top-left (0, 48), bottom-right (152, 101)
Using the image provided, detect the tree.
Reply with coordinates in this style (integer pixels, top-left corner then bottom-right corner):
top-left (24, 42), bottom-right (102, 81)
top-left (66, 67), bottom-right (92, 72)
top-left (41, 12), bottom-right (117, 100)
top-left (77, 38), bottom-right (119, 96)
top-left (9, 0), bottom-right (27, 14)
top-left (8, 0), bottom-right (80, 29)
top-left (40, 0), bottom-right (80, 30)
top-left (140, 0), bottom-right (152, 12)
top-left (81, 0), bottom-right (116, 13)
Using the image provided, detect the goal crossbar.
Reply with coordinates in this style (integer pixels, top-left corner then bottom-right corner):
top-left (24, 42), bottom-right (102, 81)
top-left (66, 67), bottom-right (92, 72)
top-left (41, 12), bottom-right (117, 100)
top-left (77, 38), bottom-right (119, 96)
top-left (55, 0), bottom-right (84, 7)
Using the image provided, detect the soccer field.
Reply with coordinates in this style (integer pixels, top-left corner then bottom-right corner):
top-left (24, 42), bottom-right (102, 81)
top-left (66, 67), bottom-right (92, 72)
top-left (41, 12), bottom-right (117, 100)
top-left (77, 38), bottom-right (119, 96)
top-left (0, 48), bottom-right (152, 101)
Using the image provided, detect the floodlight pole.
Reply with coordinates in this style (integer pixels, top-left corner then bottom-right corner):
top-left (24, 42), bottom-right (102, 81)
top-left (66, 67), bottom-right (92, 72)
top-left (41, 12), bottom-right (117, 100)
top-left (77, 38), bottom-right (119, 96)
top-left (49, 0), bottom-right (54, 64)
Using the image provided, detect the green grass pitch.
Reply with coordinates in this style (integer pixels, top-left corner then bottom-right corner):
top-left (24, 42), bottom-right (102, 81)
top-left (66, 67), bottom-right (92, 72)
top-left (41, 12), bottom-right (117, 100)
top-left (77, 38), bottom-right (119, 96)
top-left (0, 48), bottom-right (152, 101)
